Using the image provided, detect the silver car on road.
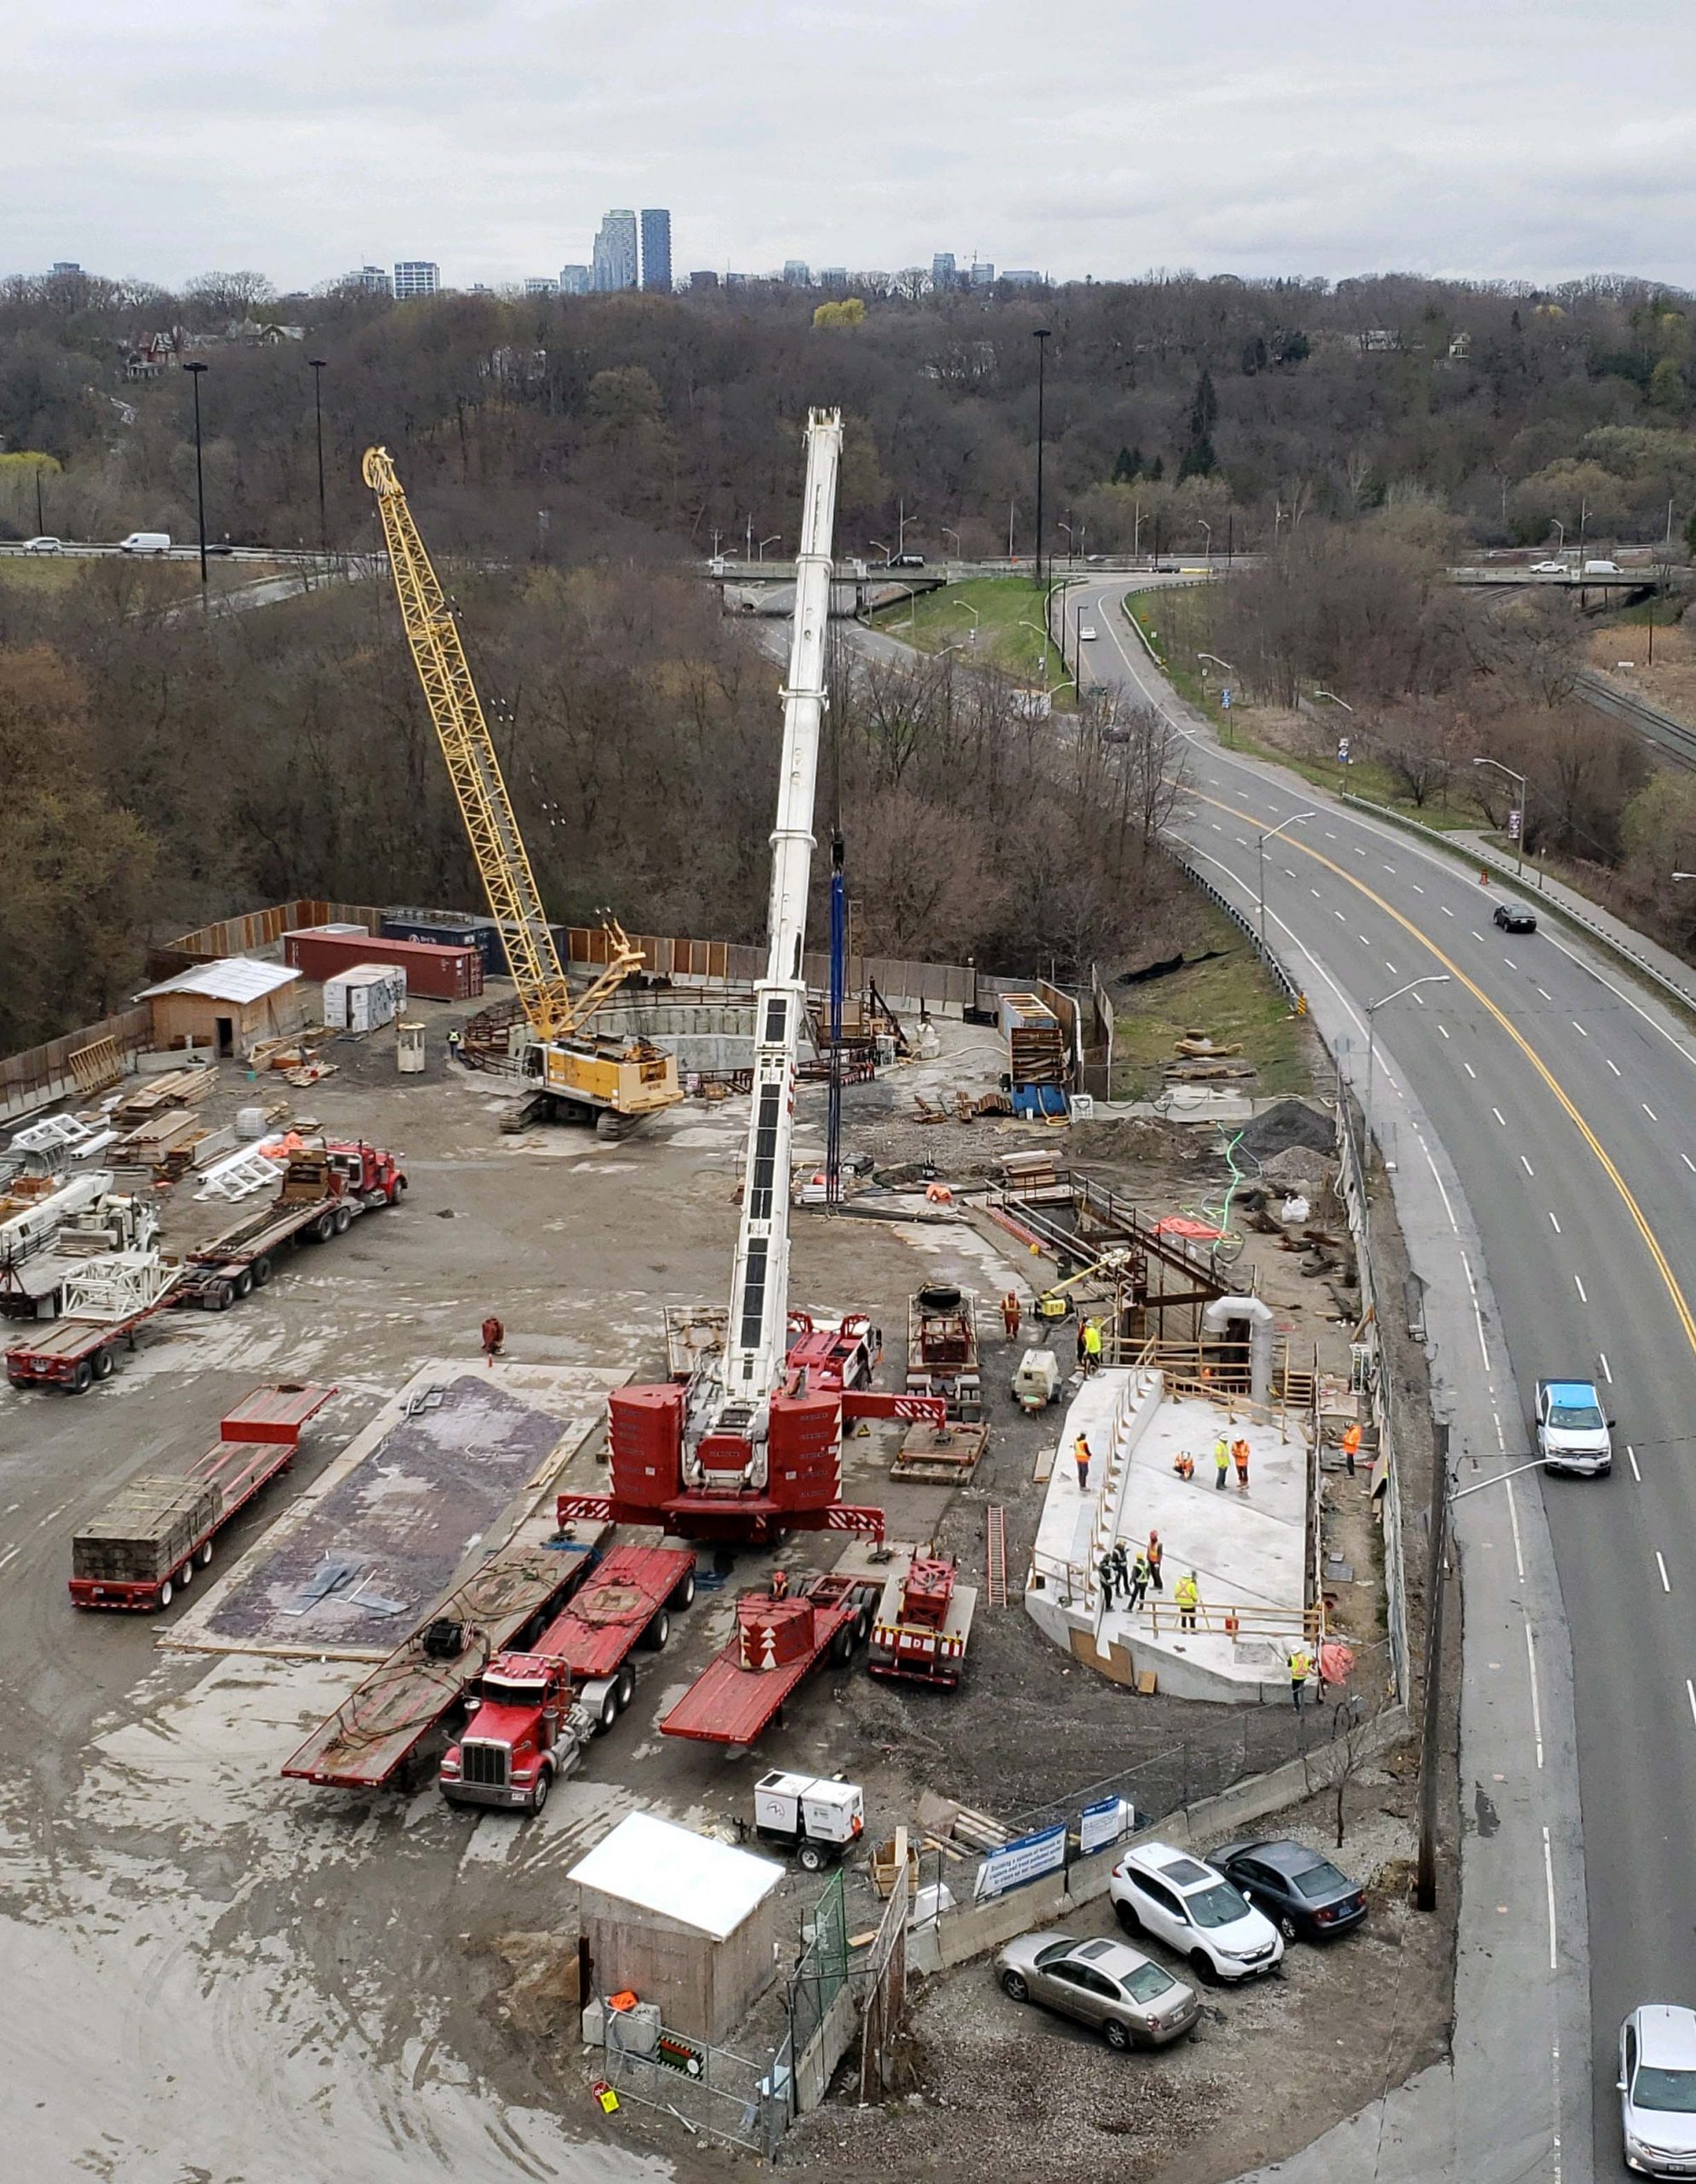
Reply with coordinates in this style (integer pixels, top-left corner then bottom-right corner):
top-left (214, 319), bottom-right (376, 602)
top-left (994, 1931), bottom-right (1200, 2051)
top-left (1621, 2006), bottom-right (1696, 2176)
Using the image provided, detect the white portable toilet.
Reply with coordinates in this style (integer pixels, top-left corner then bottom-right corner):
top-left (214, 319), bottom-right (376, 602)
top-left (396, 1021), bottom-right (426, 1075)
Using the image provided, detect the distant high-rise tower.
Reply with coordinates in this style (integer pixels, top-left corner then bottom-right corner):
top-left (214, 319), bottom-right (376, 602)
top-left (525, 276), bottom-right (559, 296)
top-left (559, 264), bottom-right (591, 294)
top-left (689, 270), bottom-right (719, 290)
top-left (640, 209), bottom-right (672, 293)
top-left (932, 252), bottom-right (956, 290)
top-left (593, 211), bottom-right (639, 292)
top-left (782, 260), bottom-right (811, 288)
top-left (969, 261), bottom-right (996, 288)
top-left (393, 261), bottom-right (439, 299)
top-left (356, 264), bottom-right (392, 294)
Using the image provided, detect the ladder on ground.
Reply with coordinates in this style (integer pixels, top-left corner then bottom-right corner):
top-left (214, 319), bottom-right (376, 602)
top-left (984, 1505), bottom-right (1008, 1608)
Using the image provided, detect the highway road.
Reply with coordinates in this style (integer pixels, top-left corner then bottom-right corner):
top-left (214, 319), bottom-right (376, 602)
top-left (1058, 570), bottom-right (1696, 2180)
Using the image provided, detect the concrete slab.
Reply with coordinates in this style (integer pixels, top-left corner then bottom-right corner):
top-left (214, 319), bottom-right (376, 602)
top-left (166, 1359), bottom-right (623, 1658)
top-left (1025, 1369), bottom-right (1313, 1703)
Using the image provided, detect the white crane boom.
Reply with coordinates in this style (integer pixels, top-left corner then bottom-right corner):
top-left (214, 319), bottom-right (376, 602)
top-left (685, 408), bottom-right (842, 1486)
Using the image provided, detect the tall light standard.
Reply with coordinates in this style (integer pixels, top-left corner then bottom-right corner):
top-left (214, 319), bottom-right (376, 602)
top-left (1032, 326), bottom-right (1051, 590)
top-left (308, 357), bottom-right (328, 564)
top-left (1019, 616), bottom-right (1052, 679)
top-left (1551, 519), bottom-right (1565, 557)
top-left (869, 538), bottom-right (892, 566)
top-left (1315, 688), bottom-right (1354, 789)
top-left (1199, 517), bottom-right (1212, 566)
top-left (1363, 976), bottom-right (1450, 1144)
top-left (941, 526), bottom-right (961, 561)
top-left (1472, 754), bottom-right (1528, 877)
top-left (183, 360), bottom-right (209, 597)
top-left (954, 599), bottom-right (979, 644)
top-left (1256, 810), bottom-right (1316, 940)
top-left (757, 532), bottom-right (781, 562)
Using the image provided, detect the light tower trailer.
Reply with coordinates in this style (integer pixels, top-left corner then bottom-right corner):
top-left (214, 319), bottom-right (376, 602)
top-left (752, 1771), bottom-right (865, 1871)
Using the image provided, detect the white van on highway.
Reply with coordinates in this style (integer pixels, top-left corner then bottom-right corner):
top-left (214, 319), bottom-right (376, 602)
top-left (118, 531), bottom-right (171, 555)
top-left (1582, 558), bottom-right (1623, 577)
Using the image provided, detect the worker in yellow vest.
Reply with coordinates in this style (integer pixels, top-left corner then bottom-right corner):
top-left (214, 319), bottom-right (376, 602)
top-left (1289, 1644), bottom-right (1312, 1710)
top-left (1213, 1434), bottom-right (1230, 1491)
top-left (1082, 1319), bottom-right (1103, 1374)
top-left (1174, 1571), bottom-right (1199, 1632)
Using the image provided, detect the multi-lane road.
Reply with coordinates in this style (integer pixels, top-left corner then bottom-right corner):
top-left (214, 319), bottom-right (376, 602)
top-left (1054, 570), bottom-right (1696, 2180)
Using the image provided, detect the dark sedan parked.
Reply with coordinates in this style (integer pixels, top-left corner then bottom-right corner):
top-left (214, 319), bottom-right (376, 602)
top-left (1211, 1838), bottom-right (1367, 1942)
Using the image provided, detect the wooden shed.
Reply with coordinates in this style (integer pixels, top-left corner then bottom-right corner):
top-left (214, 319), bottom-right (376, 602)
top-left (568, 1813), bottom-right (785, 2042)
top-left (138, 958), bottom-right (305, 1058)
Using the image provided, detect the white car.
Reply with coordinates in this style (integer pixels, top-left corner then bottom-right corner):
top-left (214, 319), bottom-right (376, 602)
top-left (1619, 2005), bottom-right (1696, 2175)
top-left (1109, 1840), bottom-right (1285, 1984)
top-left (22, 535), bottom-right (61, 554)
top-left (1078, 622), bottom-right (1098, 641)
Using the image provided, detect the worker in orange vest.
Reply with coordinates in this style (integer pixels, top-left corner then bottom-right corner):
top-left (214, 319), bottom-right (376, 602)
top-left (1233, 1436), bottom-right (1251, 1491)
top-left (1342, 1420), bottom-right (1363, 1475)
top-left (1002, 1291), bottom-right (1022, 1343)
top-left (1145, 1530), bottom-right (1164, 1594)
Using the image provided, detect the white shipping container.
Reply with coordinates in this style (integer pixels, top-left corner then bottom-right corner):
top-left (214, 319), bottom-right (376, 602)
top-left (323, 963), bottom-right (408, 1033)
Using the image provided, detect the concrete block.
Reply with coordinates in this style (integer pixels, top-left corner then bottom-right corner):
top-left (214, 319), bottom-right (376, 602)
top-left (581, 1999), bottom-right (606, 2045)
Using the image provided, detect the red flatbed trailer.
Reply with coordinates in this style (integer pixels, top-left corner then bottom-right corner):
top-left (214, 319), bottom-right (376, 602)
top-left (69, 1382), bottom-right (335, 1610)
top-left (6, 1283), bottom-right (185, 1392)
top-left (531, 1541), bottom-right (698, 1682)
top-left (282, 1525), bottom-right (603, 1790)
top-left (172, 1142), bottom-right (405, 1310)
top-left (659, 1571), bottom-right (880, 1746)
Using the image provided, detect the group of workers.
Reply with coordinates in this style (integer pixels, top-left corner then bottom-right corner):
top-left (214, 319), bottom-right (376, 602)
top-left (1096, 1530), bottom-right (1165, 1612)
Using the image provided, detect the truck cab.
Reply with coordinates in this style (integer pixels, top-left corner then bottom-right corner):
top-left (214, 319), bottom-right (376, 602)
top-left (327, 1141), bottom-right (406, 1207)
top-left (1536, 1379), bottom-right (1613, 1476)
top-left (439, 1654), bottom-right (598, 1811)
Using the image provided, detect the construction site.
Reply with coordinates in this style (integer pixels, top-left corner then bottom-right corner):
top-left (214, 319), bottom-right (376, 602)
top-left (0, 416), bottom-right (1446, 2184)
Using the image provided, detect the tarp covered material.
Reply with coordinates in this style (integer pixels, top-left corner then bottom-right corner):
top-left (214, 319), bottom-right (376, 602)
top-left (568, 1813), bottom-right (784, 1940)
top-left (1153, 1215), bottom-right (1225, 1240)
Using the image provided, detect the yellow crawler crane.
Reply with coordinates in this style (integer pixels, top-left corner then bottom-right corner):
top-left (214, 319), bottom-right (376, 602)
top-left (363, 446), bottom-right (680, 1136)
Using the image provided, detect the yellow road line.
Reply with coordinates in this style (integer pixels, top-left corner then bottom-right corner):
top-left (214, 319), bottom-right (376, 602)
top-left (1189, 787), bottom-right (1696, 1356)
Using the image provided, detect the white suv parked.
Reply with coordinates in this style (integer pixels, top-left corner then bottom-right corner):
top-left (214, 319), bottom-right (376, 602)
top-left (1109, 1840), bottom-right (1285, 1984)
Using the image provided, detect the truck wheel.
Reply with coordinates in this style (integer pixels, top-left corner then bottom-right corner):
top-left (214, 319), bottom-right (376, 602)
top-left (595, 1687), bottom-right (619, 1734)
top-left (250, 1256), bottom-right (272, 1288)
top-left (389, 1176), bottom-right (408, 1203)
top-left (178, 1558), bottom-right (193, 1587)
top-left (93, 1347), bottom-right (115, 1380)
top-left (200, 1539), bottom-right (214, 1566)
top-left (671, 1569), bottom-right (696, 1610)
top-left (158, 1577), bottom-right (173, 1608)
top-left (615, 1664), bottom-right (636, 1712)
top-left (70, 1358), bottom-right (94, 1393)
top-left (856, 1606), bottom-right (874, 1646)
top-left (311, 1211), bottom-right (334, 1243)
top-left (233, 1268), bottom-right (253, 1300)
top-left (799, 1841), bottom-right (826, 1873)
top-left (531, 1765), bottom-right (553, 1814)
top-left (209, 1281), bottom-right (235, 1312)
top-left (333, 1205), bottom-right (352, 1234)
top-left (641, 1609), bottom-right (670, 1653)
top-left (831, 1625), bottom-right (856, 1666)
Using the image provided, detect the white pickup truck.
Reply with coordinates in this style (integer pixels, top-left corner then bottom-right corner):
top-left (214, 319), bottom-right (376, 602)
top-left (1536, 1379), bottom-right (1614, 1476)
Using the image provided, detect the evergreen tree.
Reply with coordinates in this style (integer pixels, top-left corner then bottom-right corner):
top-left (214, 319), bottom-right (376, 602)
top-left (1112, 445), bottom-right (1142, 483)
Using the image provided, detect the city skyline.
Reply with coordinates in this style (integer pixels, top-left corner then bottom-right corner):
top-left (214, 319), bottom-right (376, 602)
top-left (9, 2), bottom-right (1695, 289)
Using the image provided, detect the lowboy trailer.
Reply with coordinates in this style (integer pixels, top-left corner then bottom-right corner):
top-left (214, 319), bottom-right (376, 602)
top-left (659, 1570), bottom-right (881, 1745)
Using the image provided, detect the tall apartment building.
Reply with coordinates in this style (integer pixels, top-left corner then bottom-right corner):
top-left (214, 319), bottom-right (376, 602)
top-left (354, 264), bottom-right (392, 293)
top-left (932, 252), bottom-right (956, 289)
top-left (593, 210), bottom-right (638, 292)
top-left (781, 260), bottom-right (811, 287)
top-left (524, 276), bottom-right (559, 296)
top-left (559, 264), bottom-right (591, 294)
top-left (688, 270), bottom-right (719, 290)
top-left (393, 260), bottom-right (439, 298)
top-left (819, 267), bottom-right (848, 288)
top-left (1002, 269), bottom-right (1042, 288)
top-left (640, 209), bottom-right (672, 293)
top-left (969, 261), bottom-right (996, 288)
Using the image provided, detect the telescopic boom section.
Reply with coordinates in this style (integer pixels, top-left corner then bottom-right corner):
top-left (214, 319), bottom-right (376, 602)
top-left (361, 445), bottom-right (577, 1043)
top-left (711, 410), bottom-right (843, 1470)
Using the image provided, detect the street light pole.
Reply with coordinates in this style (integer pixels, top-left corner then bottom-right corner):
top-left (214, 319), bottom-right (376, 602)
top-left (1363, 975), bottom-right (1451, 1145)
top-left (1033, 326), bottom-right (1051, 592)
top-left (308, 357), bottom-right (328, 565)
top-left (1472, 755), bottom-right (1528, 878)
top-left (1255, 810), bottom-right (1316, 941)
top-left (183, 360), bottom-right (209, 598)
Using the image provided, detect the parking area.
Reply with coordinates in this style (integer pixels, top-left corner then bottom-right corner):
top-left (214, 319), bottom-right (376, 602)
top-left (0, 1014), bottom-right (1446, 2182)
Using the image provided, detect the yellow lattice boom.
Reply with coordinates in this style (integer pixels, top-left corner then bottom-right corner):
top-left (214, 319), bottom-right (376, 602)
top-left (362, 444), bottom-right (578, 1043)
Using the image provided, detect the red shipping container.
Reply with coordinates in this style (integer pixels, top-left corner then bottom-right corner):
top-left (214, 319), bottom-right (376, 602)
top-left (282, 927), bottom-right (484, 1001)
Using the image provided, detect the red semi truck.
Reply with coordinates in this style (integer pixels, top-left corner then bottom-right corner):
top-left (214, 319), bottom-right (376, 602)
top-left (659, 1570), bottom-right (881, 1746)
top-left (172, 1141), bottom-right (405, 1310)
top-left (439, 1542), bottom-right (697, 1811)
top-left (69, 1383), bottom-right (334, 1610)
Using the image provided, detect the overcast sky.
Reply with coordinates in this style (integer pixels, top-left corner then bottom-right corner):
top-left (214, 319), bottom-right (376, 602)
top-left (12, 0), bottom-right (1696, 293)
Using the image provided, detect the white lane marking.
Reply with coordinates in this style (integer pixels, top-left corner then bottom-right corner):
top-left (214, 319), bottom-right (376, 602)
top-left (1525, 1623), bottom-right (1544, 1770)
top-left (1413, 990), bottom-right (1426, 1006)
top-left (1412, 882), bottom-right (1426, 894)
top-left (1506, 1473), bottom-right (1525, 1578)
top-left (1492, 1107), bottom-right (1507, 1126)
top-left (1472, 930), bottom-right (1486, 943)
top-left (1644, 1103), bottom-right (1660, 1122)
top-left (1628, 1443), bottom-right (1641, 1482)
top-left (1282, 866), bottom-right (1297, 879)
top-left (1463, 1061), bottom-right (1478, 1078)
top-left (1324, 829), bottom-right (1337, 839)
top-left (1384, 959), bottom-right (1398, 975)
top-left (1384, 863), bottom-right (1397, 874)
top-left (1440, 904), bottom-right (1455, 917)
top-left (1358, 932), bottom-right (1371, 945)
top-left (1606, 1059), bottom-right (1622, 1077)
top-left (1541, 924), bottom-right (1696, 1076)
top-left (1438, 1024), bottom-right (1450, 1040)
top-left (0, 1545), bottom-right (20, 1574)
top-left (1503, 956), bottom-right (1518, 970)
top-left (1310, 887), bottom-right (1321, 898)
top-left (1211, 822), bottom-right (1223, 832)
top-left (1535, 985), bottom-right (1552, 1001)
top-left (1548, 1211), bottom-right (1562, 1234)
top-left (1460, 1251), bottom-right (1490, 1367)
top-left (1542, 1826), bottom-right (1557, 1972)
top-left (1520, 1155), bottom-right (1535, 1176)
top-left (1575, 1275), bottom-right (1589, 1304)
top-left (1657, 1551), bottom-right (1671, 1594)
top-left (38, 1503), bottom-right (66, 1528)
top-left (1234, 835), bottom-right (1249, 846)
top-left (1354, 845), bottom-right (1367, 857)
top-left (1334, 909), bottom-right (1346, 922)
top-left (1684, 1154), bottom-right (1696, 1173)
top-left (1599, 1352), bottom-right (1612, 1382)
top-left (1571, 1020), bottom-right (1589, 1037)
top-left (1420, 1139), bottom-right (1459, 1234)
top-left (1687, 1677), bottom-right (1696, 1729)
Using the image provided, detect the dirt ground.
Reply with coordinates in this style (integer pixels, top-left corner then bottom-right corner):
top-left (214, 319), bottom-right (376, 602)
top-left (0, 1002), bottom-right (1451, 2183)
